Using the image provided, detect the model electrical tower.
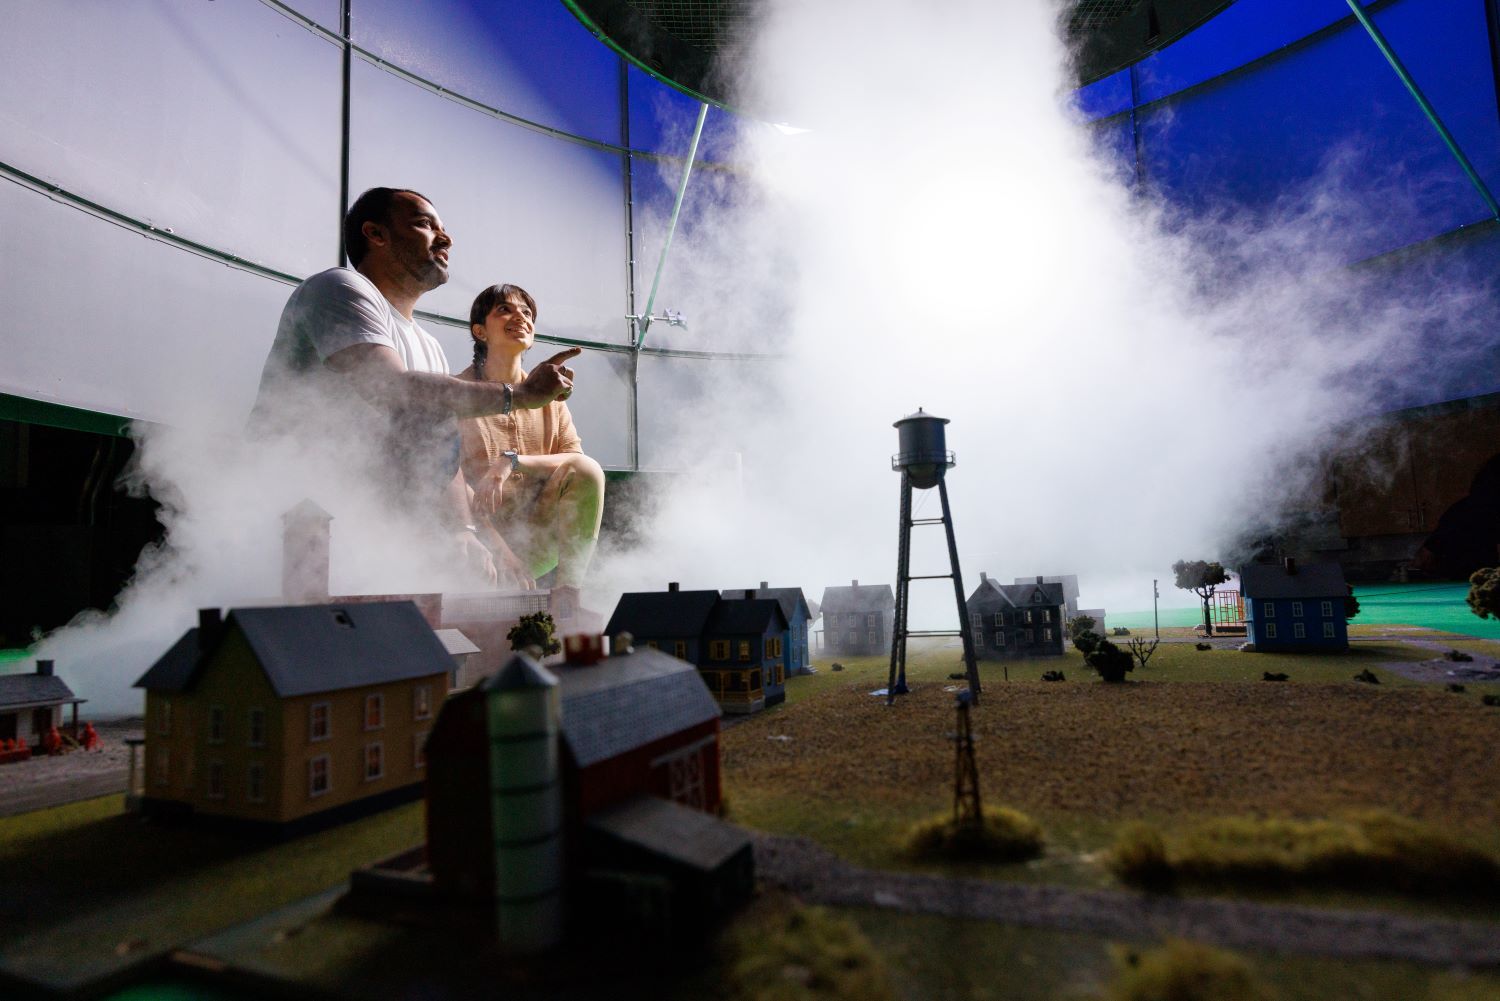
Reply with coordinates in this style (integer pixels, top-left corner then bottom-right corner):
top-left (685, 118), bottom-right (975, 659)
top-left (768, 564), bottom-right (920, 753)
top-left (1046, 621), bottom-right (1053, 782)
top-left (886, 409), bottom-right (981, 705)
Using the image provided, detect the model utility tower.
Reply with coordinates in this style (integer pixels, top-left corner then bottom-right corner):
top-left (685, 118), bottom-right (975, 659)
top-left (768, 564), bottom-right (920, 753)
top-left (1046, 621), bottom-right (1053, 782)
top-left (886, 409), bottom-right (980, 705)
top-left (953, 689), bottom-right (982, 828)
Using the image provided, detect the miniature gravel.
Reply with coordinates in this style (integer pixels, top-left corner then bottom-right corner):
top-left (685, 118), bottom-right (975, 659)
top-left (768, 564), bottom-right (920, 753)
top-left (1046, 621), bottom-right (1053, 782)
top-left (751, 832), bottom-right (1500, 967)
top-left (0, 719), bottom-right (138, 817)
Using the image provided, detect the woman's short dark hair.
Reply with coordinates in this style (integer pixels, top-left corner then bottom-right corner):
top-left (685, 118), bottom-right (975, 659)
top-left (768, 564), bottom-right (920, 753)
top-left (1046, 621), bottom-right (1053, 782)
top-left (469, 284), bottom-right (539, 373)
top-left (343, 187), bottom-right (429, 267)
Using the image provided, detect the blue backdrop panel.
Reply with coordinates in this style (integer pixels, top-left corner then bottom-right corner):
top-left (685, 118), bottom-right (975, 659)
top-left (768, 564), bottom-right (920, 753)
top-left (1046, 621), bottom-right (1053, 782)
top-left (0, 181), bottom-right (291, 427)
top-left (1088, 117), bottom-right (1138, 182)
top-left (1133, 0), bottom-right (1353, 104)
top-left (349, 60), bottom-right (631, 354)
top-left (1075, 69), bottom-right (1132, 120)
top-left (626, 65), bottom-right (740, 162)
top-left (0, 0), bottom-right (341, 278)
top-left (352, 0), bottom-right (623, 145)
top-left (1136, 12), bottom-right (1491, 262)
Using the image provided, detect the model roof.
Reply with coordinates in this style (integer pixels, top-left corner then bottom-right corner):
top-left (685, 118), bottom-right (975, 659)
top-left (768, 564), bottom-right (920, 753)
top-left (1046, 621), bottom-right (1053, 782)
top-left (605, 589), bottom-right (721, 638)
top-left (706, 597), bottom-right (788, 635)
top-left (820, 582), bottom-right (894, 613)
top-left (969, 578), bottom-right (1066, 608)
top-left (1240, 562), bottom-right (1348, 599)
top-left (135, 601), bottom-right (451, 697)
top-left (555, 647), bottom-right (720, 768)
top-left (585, 795), bottom-right (752, 873)
top-left (0, 669), bottom-right (81, 713)
top-left (720, 586), bottom-right (812, 624)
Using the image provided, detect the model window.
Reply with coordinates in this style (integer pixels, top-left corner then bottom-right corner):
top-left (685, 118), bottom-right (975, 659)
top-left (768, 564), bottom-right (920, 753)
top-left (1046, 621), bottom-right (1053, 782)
top-left (768, 637), bottom-right (782, 658)
top-left (364, 742), bottom-right (384, 781)
top-left (413, 685), bottom-right (432, 721)
top-left (848, 631), bottom-right (858, 646)
top-left (1291, 602), bottom-right (1304, 617)
top-left (1025, 610), bottom-right (1034, 624)
top-left (674, 641), bottom-right (688, 659)
top-left (1323, 622), bottom-right (1335, 638)
top-left (1263, 602), bottom-right (1275, 617)
top-left (246, 762), bottom-right (265, 803)
top-left (207, 760), bottom-right (225, 799)
top-left (866, 613), bottom-right (878, 627)
top-left (1043, 628), bottom-right (1053, 641)
top-left (737, 640), bottom-right (751, 661)
top-left (749, 670), bottom-right (761, 691)
top-left (709, 640), bottom-right (729, 660)
top-left (153, 747), bottom-right (170, 787)
top-left (208, 705), bottom-right (225, 744)
top-left (1293, 623), bottom-right (1306, 639)
top-left (775, 664), bottom-right (785, 685)
top-left (868, 630), bottom-right (879, 647)
top-left (995, 631), bottom-right (1006, 647)
top-left (308, 755), bottom-right (330, 797)
top-left (1321, 601), bottom-right (1333, 617)
top-left (365, 694), bottom-right (384, 730)
top-left (1024, 629), bottom-right (1034, 643)
top-left (309, 702), bottom-right (331, 742)
top-left (972, 612), bottom-right (982, 629)
top-left (1266, 623), bottom-right (1278, 639)
top-left (158, 700), bottom-right (172, 736)
top-left (1043, 609), bottom-right (1052, 622)
top-left (247, 707), bottom-right (266, 747)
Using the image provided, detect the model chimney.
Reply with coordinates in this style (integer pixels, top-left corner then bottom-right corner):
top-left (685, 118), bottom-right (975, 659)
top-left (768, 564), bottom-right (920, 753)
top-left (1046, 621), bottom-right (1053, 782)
top-left (980, 572), bottom-right (988, 583)
top-left (282, 499), bottom-right (333, 603)
top-left (35, 659), bottom-right (54, 677)
top-left (1037, 575), bottom-right (1044, 585)
top-left (851, 579), bottom-right (859, 587)
top-left (1283, 557), bottom-right (1298, 575)
top-left (760, 581), bottom-right (769, 589)
top-left (668, 582), bottom-right (680, 592)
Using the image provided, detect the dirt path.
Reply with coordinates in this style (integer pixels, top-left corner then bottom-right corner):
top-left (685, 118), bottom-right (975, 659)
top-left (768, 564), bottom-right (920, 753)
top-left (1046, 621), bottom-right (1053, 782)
top-left (751, 833), bottom-right (1500, 967)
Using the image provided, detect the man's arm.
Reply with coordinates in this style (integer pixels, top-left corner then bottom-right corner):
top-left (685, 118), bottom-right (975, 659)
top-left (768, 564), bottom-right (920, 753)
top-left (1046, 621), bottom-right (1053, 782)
top-left (326, 343), bottom-right (581, 419)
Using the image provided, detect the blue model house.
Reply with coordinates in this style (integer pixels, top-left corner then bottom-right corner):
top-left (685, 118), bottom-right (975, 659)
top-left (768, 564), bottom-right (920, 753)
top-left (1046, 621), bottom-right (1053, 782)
top-left (605, 584), bottom-right (789, 714)
top-left (721, 582), bottom-right (814, 677)
top-left (1240, 558), bottom-right (1350, 652)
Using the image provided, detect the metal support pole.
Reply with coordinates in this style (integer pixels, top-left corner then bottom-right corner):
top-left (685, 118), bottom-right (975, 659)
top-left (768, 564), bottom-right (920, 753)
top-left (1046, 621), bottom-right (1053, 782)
top-left (1346, 0), bottom-right (1500, 219)
top-left (938, 478), bottom-right (983, 696)
top-left (637, 102), bottom-right (709, 349)
top-left (886, 474), bottom-right (913, 704)
top-left (1153, 578), bottom-right (1160, 641)
top-left (337, 0), bottom-right (353, 267)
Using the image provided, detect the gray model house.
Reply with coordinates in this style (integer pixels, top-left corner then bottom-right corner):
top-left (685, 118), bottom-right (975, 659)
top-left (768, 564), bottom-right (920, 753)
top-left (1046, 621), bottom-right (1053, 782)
top-left (967, 574), bottom-right (1067, 659)
top-left (605, 584), bottom-right (788, 714)
top-left (721, 582), bottom-right (814, 676)
top-left (0, 660), bottom-right (84, 745)
top-left (818, 580), bottom-right (895, 656)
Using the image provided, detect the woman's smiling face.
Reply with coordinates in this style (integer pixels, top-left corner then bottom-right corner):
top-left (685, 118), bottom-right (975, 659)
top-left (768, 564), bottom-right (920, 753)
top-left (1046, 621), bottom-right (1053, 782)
top-left (481, 291), bottom-right (536, 352)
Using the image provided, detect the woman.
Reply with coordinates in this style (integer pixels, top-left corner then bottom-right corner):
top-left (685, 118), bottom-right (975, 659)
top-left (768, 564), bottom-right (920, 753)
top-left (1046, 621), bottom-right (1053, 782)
top-left (459, 283), bottom-right (605, 591)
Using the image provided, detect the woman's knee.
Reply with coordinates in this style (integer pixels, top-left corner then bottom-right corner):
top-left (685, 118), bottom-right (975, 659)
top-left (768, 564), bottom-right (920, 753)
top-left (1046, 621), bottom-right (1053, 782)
top-left (563, 453), bottom-right (605, 495)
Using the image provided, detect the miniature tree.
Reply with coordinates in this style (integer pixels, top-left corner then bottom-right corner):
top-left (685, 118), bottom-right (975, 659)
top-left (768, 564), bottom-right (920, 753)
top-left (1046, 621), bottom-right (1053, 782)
top-left (1172, 559), bottom-right (1230, 636)
top-left (1344, 584), bottom-right (1361, 621)
top-left (1468, 567), bottom-right (1500, 620)
top-left (1128, 636), bottom-right (1159, 670)
top-left (1088, 639), bottom-right (1135, 683)
top-left (1067, 615), bottom-right (1102, 656)
top-left (507, 611), bottom-right (561, 656)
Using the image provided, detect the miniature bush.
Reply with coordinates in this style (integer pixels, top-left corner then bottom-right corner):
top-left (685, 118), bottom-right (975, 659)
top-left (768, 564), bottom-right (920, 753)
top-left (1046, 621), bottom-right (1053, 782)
top-left (1068, 615), bottom-right (1101, 656)
top-left (905, 806), bottom-right (1044, 863)
top-left (1483, 694), bottom-right (1500, 708)
top-left (1088, 640), bottom-right (1135, 683)
top-left (1103, 940), bottom-right (1270, 1001)
top-left (1109, 812), bottom-right (1500, 897)
top-left (726, 903), bottom-right (895, 1001)
top-left (506, 611), bottom-right (560, 655)
top-left (830, 662), bottom-right (844, 672)
top-left (1467, 567), bottom-right (1500, 620)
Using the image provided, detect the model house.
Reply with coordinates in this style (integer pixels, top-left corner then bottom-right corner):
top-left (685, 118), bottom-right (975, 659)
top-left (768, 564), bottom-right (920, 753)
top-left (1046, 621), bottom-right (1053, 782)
top-left (421, 641), bottom-right (748, 951)
top-left (818, 580), bottom-right (895, 656)
top-left (721, 582), bottom-right (815, 677)
top-left (967, 574), bottom-right (1067, 659)
top-left (1241, 558), bottom-right (1350, 652)
top-left (133, 601), bottom-right (451, 833)
top-left (0, 660), bottom-right (84, 748)
top-left (605, 584), bottom-right (788, 713)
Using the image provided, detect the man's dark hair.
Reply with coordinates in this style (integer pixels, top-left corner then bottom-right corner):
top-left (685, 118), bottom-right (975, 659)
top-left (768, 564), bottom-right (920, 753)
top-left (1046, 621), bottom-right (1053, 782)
top-left (343, 187), bottom-right (430, 267)
top-left (469, 284), bottom-right (539, 374)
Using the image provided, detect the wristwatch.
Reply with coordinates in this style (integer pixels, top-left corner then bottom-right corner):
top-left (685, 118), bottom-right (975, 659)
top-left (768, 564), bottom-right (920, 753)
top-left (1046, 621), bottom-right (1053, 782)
top-left (502, 450), bottom-right (520, 474)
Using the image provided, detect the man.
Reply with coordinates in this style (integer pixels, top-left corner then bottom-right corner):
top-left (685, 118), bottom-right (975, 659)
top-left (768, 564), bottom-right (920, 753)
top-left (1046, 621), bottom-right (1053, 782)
top-left (252, 187), bottom-right (578, 583)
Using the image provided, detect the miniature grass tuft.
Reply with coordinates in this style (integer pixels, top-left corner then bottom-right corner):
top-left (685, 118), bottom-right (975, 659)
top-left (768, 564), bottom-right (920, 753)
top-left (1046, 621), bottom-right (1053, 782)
top-left (1109, 811), bottom-right (1500, 897)
top-left (905, 806), bottom-right (1044, 864)
top-left (724, 903), bottom-right (896, 1001)
top-left (1103, 939), bottom-right (1271, 1001)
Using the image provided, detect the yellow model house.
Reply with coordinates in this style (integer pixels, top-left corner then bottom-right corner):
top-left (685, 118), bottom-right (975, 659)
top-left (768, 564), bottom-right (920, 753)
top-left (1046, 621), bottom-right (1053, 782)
top-left (134, 602), bottom-right (450, 834)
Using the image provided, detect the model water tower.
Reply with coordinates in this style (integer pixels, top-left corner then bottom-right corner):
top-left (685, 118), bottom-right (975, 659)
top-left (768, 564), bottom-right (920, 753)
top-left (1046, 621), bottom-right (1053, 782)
top-left (886, 409), bottom-right (980, 704)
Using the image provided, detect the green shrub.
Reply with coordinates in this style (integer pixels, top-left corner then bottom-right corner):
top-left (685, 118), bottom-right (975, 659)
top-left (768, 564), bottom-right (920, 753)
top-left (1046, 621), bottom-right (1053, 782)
top-left (1088, 639), bottom-right (1135, 683)
top-left (1103, 940), bottom-right (1271, 1001)
top-left (906, 806), bottom-right (1044, 863)
top-left (727, 904), bottom-right (895, 1001)
top-left (1109, 812), bottom-right (1500, 897)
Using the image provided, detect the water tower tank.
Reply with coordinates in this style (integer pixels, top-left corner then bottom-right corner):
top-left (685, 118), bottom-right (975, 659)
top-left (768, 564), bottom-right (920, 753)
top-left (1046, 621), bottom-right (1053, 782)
top-left (892, 409), bottom-right (955, 489)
